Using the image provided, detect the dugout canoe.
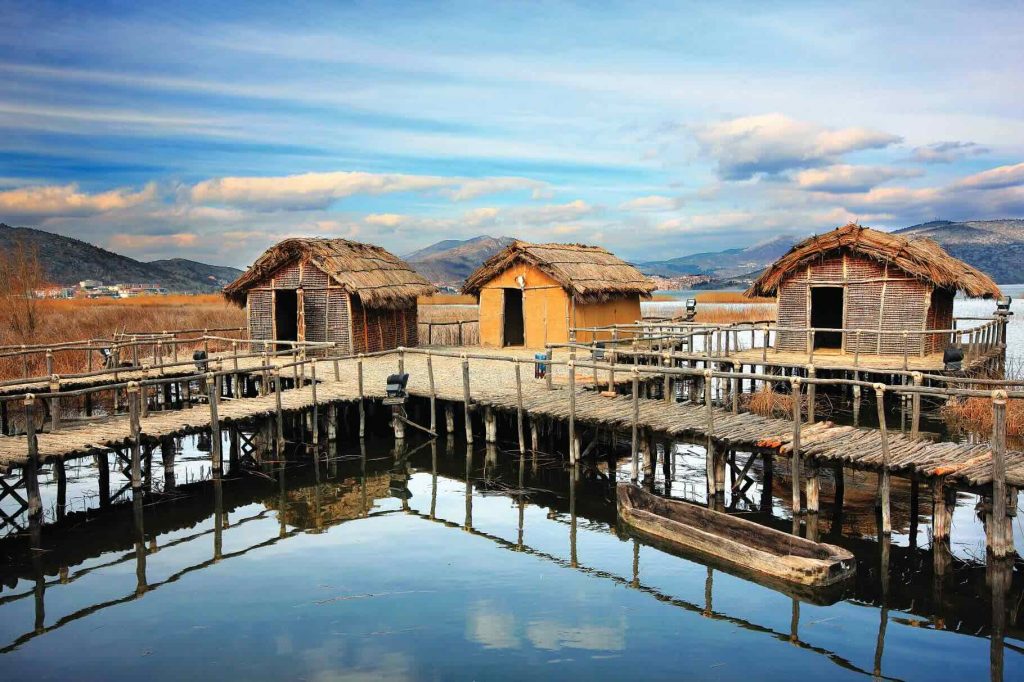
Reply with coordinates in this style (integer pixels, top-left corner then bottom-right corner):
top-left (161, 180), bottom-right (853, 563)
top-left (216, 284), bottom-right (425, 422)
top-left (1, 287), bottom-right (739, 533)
top-left (617, 484), bottom-right (856, 588)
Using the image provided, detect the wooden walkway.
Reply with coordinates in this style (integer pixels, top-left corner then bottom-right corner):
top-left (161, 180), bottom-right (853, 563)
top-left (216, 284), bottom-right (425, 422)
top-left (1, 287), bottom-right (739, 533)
top-left (1, 349), bottom-right (1022, 489)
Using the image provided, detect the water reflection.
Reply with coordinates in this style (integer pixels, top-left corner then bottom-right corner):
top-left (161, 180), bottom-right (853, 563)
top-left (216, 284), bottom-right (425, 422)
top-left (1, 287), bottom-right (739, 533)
top-left (0, 426), bottom-right (1020, 680)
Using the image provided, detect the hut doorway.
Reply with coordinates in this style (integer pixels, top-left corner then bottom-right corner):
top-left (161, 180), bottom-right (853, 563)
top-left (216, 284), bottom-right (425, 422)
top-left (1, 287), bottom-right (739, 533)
top-left (274, 289), bottom-right (298, 350)
top-left (502, 288), bottom-right (524, 346)
top-left (810, 286), bottom-right (844, 349)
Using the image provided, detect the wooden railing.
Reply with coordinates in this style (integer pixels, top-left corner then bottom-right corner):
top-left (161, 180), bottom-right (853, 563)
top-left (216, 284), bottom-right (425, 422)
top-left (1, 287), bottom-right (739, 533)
top-left (568, 315), bottom-right (1008, 370)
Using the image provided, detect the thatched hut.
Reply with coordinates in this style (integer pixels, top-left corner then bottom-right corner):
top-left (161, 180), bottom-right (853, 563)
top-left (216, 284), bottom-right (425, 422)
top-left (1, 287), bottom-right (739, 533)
top-left (224, 238), bottom-right (434, 354)
top-left (462, 241), bottom-right (655, 347)
top-left (746, 224), bottom-right (1001, 356)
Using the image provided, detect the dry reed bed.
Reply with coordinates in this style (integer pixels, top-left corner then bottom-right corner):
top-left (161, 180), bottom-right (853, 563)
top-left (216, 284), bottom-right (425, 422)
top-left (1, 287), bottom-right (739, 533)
top-left (742, 386), bottom-right (833, 420)
top-left (943, 397), bottom-right (1024, 439)
top-left (0, 295), bottom-right (244, 381)
top-left (646, 303), bottom-right (777, 324)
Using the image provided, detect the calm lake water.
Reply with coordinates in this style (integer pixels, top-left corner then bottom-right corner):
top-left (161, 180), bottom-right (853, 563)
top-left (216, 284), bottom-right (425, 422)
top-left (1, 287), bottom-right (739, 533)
top-left (1, 424), bottom-right (1021, 681)
top-left (1, 289), bottom-right (1023, 680)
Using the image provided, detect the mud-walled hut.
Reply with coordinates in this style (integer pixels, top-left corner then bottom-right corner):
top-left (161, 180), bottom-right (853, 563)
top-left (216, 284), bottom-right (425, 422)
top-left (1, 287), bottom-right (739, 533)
top-left (224, 238), bottom-right (435, 354)
top-left (462, 241), bottom-right (655, 347)
top-left (746, 223), bottom-right (1001, 356)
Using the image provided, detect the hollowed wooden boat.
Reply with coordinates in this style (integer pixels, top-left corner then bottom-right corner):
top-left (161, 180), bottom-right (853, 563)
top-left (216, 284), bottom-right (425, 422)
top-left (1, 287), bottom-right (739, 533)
top-left (617, 484), bottom-right (856, 588)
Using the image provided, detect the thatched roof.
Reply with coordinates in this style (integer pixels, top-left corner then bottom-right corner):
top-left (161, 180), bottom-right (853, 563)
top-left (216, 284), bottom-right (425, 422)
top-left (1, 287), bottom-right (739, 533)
top-left (746, 224), bottom-right (1001, 299)
top-left (462, 241), bottom-right (656, 303)
top-left (223, 238), bottom-right (435, 308)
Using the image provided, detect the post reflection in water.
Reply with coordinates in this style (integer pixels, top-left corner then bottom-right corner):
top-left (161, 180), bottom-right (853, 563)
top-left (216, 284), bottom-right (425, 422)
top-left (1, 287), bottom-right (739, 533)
top-left (0, 416), bottom-right (1021, 681)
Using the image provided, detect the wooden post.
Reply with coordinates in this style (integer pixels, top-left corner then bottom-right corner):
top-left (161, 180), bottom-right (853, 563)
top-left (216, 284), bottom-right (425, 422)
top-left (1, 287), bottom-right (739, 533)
top-left (874, 384), bottom-right (891, 535)
top-left (806, 365), bottom-right (815, 423)
top-left (310, 360), bottom-right (319, 446)
top-left (357, 355), bottom-right (365, 439)
top-left (514, 359), bottom-right (525, 455)
top-left (462, 355), bottom-right (473, 443)
top-left (852, 372), bottom-right (861, 426)
top-left (663, 352), bottom-right (672, 404)
top-left (631, 369), bottom-right (640, 482)
top-left (484, 406), bottom-right (497, 444)
top-left (445, 403), bottom-right (455, 434)
top-left (427, 352), bottom-right (436, 435)
top-left (911, 372), bottom-right (922, 439)
top-left (274, 370), bottom-right (284, 455)
top-left (791, 376), bottom-right (802, 514)
top-left (208, 375), bottom-right (222, 472)
top-left (991, 390), bottom-right (1010, 557)
top-left (568, 360), bottom-right (577, 463)
top-left (49, 375), bottom-right (61, 433)
top-left (609, 328), bottom-right (617, 390)
top-left (705, 369), bottom-right (716, 497)
top-left (530, 417), bottom-right (539, 453)
top-left (545, 347), bottom-right (553, 391)
top-left (24, 395), bottom-right (38, 490)
top-left (805, 461), bottom-right (819, 513)
top-left (127, 382), bottom-right (142, 491)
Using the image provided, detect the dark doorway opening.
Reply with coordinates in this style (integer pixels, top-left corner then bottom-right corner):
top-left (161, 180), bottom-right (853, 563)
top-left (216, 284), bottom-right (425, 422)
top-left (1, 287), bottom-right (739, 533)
top-left (275, 289), bottom-right (298, 350)
top-left (810, 287), bottom-right (844, 349)
top-left (503, 288), bottom-right (524, 346)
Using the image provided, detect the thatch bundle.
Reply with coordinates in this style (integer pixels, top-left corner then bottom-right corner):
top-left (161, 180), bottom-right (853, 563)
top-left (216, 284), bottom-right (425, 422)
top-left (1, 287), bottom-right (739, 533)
top-left (462, 241), bottom-right (656, 304)
top-left (746, 223), bottom-right (1001, 299)
top-left (224, 238), bottom-right (435, 309)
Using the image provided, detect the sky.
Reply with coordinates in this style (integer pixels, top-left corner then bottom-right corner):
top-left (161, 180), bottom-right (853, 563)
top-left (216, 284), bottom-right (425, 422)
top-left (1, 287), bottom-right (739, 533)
top-left (0, 0), bottom-right (1022, 268)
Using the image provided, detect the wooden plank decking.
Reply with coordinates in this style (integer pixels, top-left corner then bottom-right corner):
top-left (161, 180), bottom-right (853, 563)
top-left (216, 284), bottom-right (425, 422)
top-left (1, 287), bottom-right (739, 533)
top-left (1, 349), bottom-right (1021, 489)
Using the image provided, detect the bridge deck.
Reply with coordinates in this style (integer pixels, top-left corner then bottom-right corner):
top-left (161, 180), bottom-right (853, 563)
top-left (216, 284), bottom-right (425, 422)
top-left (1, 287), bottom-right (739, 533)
top-left (0, 350), bottom-right (1020, 488)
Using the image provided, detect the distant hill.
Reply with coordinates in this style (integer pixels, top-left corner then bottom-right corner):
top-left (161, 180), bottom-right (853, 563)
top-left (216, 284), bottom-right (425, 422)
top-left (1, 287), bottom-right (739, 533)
top-left (640, 234), bottom-right (799, 279)
top-left (0, 223), bottom-right (242, 292)
top-left (893, 219), bottom-right (1024, 284)
top-left (406, 235), bottom-right (516, 284)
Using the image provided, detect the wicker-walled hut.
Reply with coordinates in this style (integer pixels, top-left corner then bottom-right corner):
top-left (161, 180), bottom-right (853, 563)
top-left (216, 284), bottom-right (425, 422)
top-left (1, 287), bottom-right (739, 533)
top-left (746, 224), bottom-right (1001, 356)
top-left (462, 241), bottom-right (655, 347)
top-left (224, 238), bottom-right (434, 354)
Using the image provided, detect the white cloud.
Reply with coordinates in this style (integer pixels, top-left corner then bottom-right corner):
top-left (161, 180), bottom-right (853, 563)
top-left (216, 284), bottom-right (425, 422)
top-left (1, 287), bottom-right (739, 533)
top-left (0, 182), bottom-right (156, 218)
top-left (954, 162), bottom-right (1024, 190)
top-left (443, 177), bottom-right (550, 201)
top-left (619, 195), bottom-right (680, 211)
top-left (189, 171), bottom-right (549, 210)
top-left (511, 199), bottom-right (593, 224)
top-left (794, 164), bottom-right (922, 193)
top-left (694, 114), bottom-right (901, 180)
top-left (364, 213), bottom-right (407, 227)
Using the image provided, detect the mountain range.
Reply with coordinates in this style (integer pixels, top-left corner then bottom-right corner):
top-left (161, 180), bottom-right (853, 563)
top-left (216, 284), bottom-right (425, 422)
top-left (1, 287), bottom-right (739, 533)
top-left (0, 223), bottom-right (242, 292)
top-left (405, 235), bottom-right (516, 284)
top-left (892, 219), bottom-right (1024, 285)
top-left (5, 218), bottom-right (1023, 293)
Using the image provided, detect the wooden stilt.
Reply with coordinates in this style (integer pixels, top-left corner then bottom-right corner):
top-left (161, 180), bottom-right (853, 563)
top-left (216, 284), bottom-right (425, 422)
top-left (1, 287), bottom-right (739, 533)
top-left (462, 356), bottom-right (473, 444)
top-left (874, 384), bottom-right (891, 535)
top-left (791, 376), bottom-right (802, 515)
top-left (514, 359), bottom-right (525, 455)
top-left (990, 391), bottom-right (1011, 557)
top-left (631, 369), bottom-right (640, 482)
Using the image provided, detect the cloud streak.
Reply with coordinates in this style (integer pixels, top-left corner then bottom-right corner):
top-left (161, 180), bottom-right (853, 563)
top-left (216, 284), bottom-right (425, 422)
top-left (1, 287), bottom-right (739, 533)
top-left (694, 114), bottom-right (901, 180)
top-left (188, 171), bottom-right (549, 210)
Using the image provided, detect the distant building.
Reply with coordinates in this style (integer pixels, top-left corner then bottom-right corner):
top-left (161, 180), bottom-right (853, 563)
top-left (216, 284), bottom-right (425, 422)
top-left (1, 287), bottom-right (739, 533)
top-left (224, 238), bottom-right (435, 354)
top-left (79, 279), bottom-right (102, 290)
top-left (462, 241), bottom-right (656, 347)
top-left (746, 223), bottom-right (1001, 356)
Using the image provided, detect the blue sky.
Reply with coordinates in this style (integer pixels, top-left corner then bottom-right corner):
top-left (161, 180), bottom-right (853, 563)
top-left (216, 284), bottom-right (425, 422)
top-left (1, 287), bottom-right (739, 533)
top-left (0, 1), bottom-right (1022, 267)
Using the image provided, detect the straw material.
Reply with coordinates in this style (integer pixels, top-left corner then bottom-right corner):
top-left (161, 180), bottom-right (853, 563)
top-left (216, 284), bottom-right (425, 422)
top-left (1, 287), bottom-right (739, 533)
top-left (462, 241), bottom-right (656, 304)
top-left (746, 223), bottom-right (1002, 299)
top-left (224, 238), bottom-right (435, 309)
